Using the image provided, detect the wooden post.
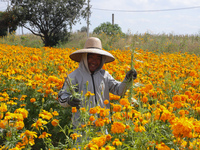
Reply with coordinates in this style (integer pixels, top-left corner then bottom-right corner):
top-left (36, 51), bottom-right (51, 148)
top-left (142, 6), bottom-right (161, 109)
top-left (112, 14), bottom-right (114, 25)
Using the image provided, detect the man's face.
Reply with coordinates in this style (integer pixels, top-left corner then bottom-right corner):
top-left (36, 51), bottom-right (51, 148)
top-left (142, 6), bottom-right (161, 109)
top-left (87, 53), bottom-right (102, 73)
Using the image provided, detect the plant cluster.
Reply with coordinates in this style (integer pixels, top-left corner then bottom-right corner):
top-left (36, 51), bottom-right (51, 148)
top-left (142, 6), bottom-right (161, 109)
top-left (0, 44), bottom-right (200, 149)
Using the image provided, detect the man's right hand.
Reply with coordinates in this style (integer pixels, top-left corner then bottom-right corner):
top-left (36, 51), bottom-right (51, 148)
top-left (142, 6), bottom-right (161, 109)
top-left (68, 97), bottom-right (81, 109)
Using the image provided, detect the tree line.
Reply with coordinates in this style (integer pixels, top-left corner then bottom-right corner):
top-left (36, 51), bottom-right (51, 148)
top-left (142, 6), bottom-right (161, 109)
top-left (0, 0), bottom-right (124, 47)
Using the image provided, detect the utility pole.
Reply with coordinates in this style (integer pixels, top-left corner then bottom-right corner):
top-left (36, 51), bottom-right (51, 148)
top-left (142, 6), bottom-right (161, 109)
top-left (87, 0), bottom-right (90, 37)
top-left (112, 14), bottom-right (114, 25)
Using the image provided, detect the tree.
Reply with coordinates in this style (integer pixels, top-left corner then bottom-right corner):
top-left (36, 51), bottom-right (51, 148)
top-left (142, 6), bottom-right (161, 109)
top-left (10, 0), bottom-right (88, 47)
top-left (0, 11), bottom-right (19, 36)
top-left (93, 22), bottom-right (124, 36)
top-left (80, 26), bottom-right (87, 32)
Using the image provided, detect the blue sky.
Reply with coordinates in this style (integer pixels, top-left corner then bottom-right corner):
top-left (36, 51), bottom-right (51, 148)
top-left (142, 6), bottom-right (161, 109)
top-left (1, 0), bottom-right (200, 35)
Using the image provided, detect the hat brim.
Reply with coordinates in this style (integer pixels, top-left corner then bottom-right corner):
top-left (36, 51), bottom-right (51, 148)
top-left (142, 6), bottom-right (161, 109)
top-left (69, 48), bottom-right (115, 63)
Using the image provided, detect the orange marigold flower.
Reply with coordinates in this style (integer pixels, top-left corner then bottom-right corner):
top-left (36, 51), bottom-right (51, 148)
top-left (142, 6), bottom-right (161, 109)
top-left (52, 111), bottom-right (59, 116)
top-left (142, 96), bottom-right (148, 103)
top-left (119, 98), bottom-right (130, 106)
top-left (15, 121), bottom-right (24, 130)
top-left (89, 107), bottom-right (98, 114)
top-left (89, 115), bottom-right (96, 122)
top-left (80, 107), bottom-right (86, 112)
top-left (106, 134), bottom-right (112, 141)
top-left (38, 132), bottom-right (51, 139)
top-left (30, 98), bottom-right (36, 103)
top-left (0, 120), bottom-right (7, 129)
top-left (113, 104), bottom-right (122, 112)
top-left (72, 107), bottom-right (77, 113)
top-left (111, 122), bottom-right (126, 134)
top-left (51, 119), bottom-right (59, 127)
top-left (104, 99), bottom-right (109, 105)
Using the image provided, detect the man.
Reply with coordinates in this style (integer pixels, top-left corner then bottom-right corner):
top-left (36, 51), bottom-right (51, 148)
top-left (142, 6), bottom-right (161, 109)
top-left (58, 37), bottom-right (137, 126)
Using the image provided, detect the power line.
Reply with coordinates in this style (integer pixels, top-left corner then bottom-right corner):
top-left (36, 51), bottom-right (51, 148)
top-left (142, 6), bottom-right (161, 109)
top-left (92, 5), bottom-right (200, 12)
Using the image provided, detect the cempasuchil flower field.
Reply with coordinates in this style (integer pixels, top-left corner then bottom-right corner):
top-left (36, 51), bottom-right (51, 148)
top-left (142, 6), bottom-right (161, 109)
top-left (0, 43), bottom-right (200, 150)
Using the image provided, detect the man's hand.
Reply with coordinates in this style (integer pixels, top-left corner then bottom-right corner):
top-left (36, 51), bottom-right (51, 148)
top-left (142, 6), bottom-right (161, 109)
top-left (125, 69), bottom-right (137, 81)
top-left (68, 97), bottom-right (81, 109)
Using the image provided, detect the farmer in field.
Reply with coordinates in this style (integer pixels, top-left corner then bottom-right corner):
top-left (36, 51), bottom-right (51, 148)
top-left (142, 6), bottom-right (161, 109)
top-left (58, 37), bottom-right (137, 126)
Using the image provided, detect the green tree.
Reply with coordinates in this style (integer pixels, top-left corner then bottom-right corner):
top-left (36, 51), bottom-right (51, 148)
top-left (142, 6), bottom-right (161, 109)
top-left (93, 22), bottom-right (124, 36)
top-left (0, 11), bottom-right (19, 36)
top-left (10, 0), bottom-right (89, 47)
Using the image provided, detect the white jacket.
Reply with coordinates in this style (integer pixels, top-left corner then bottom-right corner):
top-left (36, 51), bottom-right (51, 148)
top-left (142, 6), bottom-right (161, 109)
top-left (58, 53), bottom-right (129, 126)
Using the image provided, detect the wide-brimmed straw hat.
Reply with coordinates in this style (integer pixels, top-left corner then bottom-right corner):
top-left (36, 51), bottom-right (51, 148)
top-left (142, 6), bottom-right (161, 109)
top-left (69, 37), bottom-right (115, 63)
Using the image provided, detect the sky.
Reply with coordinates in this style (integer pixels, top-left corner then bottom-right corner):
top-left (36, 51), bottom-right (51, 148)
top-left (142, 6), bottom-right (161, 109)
top-left (0, 0), bottom-right (200, 35)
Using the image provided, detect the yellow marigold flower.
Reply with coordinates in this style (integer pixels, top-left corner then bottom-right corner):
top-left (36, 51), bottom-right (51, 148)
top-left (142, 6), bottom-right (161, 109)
top-left (39, 110), bottom-right (53, 120)
top-left (72, 107), bottom-right (77, 113)
top-left (85, 91), bottom-right (95, 97)
top-left (0, 103), bottom-right (7, 112)
top-left (51, 119), bottom-right (59, 127)
top-left (156, 142), bottom-right (170, 150)
top-left (92, 135), bottom-right (106, 147)
top-left (38, 132), bottom-right (51, 139)
top-left (70, 133), bottom-right (82, 140)
top-left (30, 98), bottom-right (36, 103)
top-left (15, 121), bottom-right (24, 130)
top-left (14, 108), bottom-right (28, 119)
top-left (111, 122), bottom-right (126, 134)
top-left (112, 138), bottom-right (122, 146)
top-left (20, 95), bottom-right (27, 101)
top-left (20, 130), bottom-right (37, 146)
top-left (31, 118), bottom-right (48, 130)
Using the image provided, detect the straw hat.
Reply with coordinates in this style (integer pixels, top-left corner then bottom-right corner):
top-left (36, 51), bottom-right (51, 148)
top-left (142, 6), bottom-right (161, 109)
top-left (69, 37), bottom-right (115, 63)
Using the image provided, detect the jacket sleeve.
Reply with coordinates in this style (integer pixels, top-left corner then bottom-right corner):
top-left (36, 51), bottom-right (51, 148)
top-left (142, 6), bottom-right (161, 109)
top-left (58, 78), bottom-right (71, 107)
top-left (107, 72), bottom-right (131, 96)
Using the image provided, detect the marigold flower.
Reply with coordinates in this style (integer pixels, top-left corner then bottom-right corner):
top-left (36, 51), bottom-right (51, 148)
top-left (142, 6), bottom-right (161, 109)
top-left (72, 107), bottom-right (77, 113)
top-left (52, 111), bottom-right (59, 116)
top-left (104, 100), bottom-right (109, 105)
top-left (15, 121), bottom-right (24, 130)
top-left (89, 115), bottom-right (95, 122)
top-left (0, 103), bottom-right (7, 112)
top-left (111, 122), bottom-right (126, 134)
top-left (119, 98), bottom-right (130, 106)
top-left (89, 107), bottom-right (98, 114)
top-left (51, 119), bottom-right (59, 127)
top-left (85, 91), bottom-right (95, 97)
top-left (112, 138), bottom-right (122, 146)
top-left (30, 98), bottom-right (36, 103)
top-left (39, 110), bottom-right (53, 120)
top-left (38, 132), bottom-right (51, 139)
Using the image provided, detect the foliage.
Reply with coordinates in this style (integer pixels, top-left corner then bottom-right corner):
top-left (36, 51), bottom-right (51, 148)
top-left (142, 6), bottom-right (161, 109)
top-left (0, 44), bottom-right (200, 149)
top-left (93, 22), bottom-right (124, 36)
top-left (80, 26), bottom-right (87, 32)
top-left (0, 11), bottom-right (19, 36)
top-left (10, 0), bottom-right (89, 47)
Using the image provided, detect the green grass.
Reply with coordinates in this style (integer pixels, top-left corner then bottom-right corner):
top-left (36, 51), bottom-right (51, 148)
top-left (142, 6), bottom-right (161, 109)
top-left (1, 31), bottom-right (200, 55)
